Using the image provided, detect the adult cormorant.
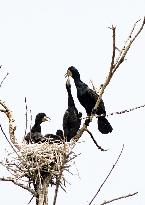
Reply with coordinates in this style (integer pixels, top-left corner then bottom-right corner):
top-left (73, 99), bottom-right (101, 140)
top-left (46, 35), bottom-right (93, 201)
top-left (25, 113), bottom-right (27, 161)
top-left (63, 78), bottom-right (82, 141)
top-left (24, 113), bottom-right (50, 144)
top-left (65, 66), bottom-right (113, 134)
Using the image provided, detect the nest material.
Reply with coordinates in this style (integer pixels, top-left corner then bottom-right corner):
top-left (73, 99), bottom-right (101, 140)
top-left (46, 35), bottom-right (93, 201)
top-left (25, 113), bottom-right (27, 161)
top-left (2, 141), bottom-right (74, 187)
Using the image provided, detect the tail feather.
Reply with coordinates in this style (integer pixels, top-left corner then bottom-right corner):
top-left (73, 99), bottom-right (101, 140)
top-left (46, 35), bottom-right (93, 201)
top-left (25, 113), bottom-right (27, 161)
top-left (98, 116), bottom-right (113, 134)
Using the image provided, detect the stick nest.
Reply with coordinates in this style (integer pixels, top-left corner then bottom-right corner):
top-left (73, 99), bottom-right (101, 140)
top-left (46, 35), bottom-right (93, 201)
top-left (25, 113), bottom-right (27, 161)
top-left (2, 141), bottom-right (75, 187)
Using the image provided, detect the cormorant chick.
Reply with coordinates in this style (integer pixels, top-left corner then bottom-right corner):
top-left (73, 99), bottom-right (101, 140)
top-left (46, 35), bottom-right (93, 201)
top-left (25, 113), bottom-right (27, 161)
top-left (65, 66), bottom-right (113, 134)
top-left (43, 129), bottom-right (64, 144)
top-left (24, 113), bottom-right (50, 144)
top-left (63, 78), bottom-right (82, 142)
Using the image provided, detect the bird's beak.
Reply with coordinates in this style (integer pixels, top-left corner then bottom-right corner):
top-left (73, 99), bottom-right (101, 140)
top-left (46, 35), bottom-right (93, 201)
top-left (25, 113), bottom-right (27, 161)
top-left (64, 69), bottom-right (72, 78)
top-left (42, 116), bottom-right (51, 122)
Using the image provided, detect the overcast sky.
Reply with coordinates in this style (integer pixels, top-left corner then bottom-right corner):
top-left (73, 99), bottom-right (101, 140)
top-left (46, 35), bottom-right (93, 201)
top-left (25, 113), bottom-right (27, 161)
top-left (0, 0), bottom-right (145, 205)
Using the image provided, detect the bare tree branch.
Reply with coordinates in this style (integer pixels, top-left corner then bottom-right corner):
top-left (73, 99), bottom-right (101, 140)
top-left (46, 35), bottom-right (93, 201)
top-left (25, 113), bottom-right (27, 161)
top-left (72, 17), bottom-right (145, 144)
top-left (0, 100), bottom-right (20, 150)
top-left (24, 97), bottom-right (28, 136)
top-left (0, 124), bottom-right (20, 157)
top-left (0, 177), bottom-right (36, 196)
top-left (94, 17), bottom-right (145, 111)
top-left (85, 129), bottom-right (108, 151)
top-left (98, 192), bottom-right (138, 205)
top-left (93, 103), bottom-right (145, 119)
top-left (0, 72), bottom-right (9, 88)
top-left (89, 144), bottom-right (124, 205)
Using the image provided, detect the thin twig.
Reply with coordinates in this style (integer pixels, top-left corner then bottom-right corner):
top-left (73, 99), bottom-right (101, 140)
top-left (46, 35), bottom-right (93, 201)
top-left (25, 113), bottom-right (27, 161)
top-left (0, 124), bottom-right (20, 157)
top-left (98, 192), bottom-right (138, 205)
top-left (0, 177), bottom-right (36, 196)
top-left (0, 72), bottom-right (9, 88)
top-left (110, 26), bottom-right (116, 71)
top-left (25, 97), bottom-right (28, 136)
top-left (94, 103), bottom-right (145, 119)
top-left (81, 102), bottom-right (145, 121)
top-left (28, 196), bottom-right (34, 204)
top-left (85, 129), bottom-right (108, 151)
top-left (0, 100), bottom-right (20, 150)
top-left (89, 144), bottom-right (124, 205)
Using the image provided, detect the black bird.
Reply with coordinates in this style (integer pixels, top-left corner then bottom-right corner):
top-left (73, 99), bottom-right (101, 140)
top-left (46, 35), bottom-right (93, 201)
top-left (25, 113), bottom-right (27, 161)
top-left (63, 78), bottom-right (82, 141)
top-left (24, 113), bottom-right (50, 144)
top-left (43, 129), bottom-right (64, 144)
top-left (65, 66), bottom-right (113, 134)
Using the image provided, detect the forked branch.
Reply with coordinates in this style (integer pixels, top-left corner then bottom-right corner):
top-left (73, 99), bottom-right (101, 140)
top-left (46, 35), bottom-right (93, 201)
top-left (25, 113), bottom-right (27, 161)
top-left (73, 17), bottom-right (145, 143)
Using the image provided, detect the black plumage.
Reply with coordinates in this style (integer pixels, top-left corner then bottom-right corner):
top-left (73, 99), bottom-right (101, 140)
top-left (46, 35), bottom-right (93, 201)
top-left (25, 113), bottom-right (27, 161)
top-left (43, 129), bottom-right (64, 144)
top-left (65, 66), bottom-right (113, 134)
top-left (63, 78), bottom-right (82, 142)
top-left (24, 113), bottom-right (49, 144)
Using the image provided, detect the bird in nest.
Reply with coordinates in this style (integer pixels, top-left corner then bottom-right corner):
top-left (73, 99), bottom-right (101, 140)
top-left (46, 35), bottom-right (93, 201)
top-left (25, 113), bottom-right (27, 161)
top-left (63, 77), bottom-right (82, 142)
top-left (65, 66), bottom-right (113, 134)
top-left (24, 112), bottom-right (50, 144)
top-left (43, 129), bottom-right (64, 144)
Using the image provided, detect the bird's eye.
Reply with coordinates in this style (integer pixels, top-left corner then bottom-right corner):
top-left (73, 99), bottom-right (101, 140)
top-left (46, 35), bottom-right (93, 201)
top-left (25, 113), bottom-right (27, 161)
top-left (65, 70), bottom-right (72, 77)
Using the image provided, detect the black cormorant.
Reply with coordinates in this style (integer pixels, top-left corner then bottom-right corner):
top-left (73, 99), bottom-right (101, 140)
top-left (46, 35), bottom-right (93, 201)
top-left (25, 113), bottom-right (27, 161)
top-left (43, 129), bottom-right (64, 144)
top-left (63, 78), bottom-right (82, 141)
top-left (24, 113), bottom-right (50, 144)
top-left (65, 66), bottom-right (113, 134)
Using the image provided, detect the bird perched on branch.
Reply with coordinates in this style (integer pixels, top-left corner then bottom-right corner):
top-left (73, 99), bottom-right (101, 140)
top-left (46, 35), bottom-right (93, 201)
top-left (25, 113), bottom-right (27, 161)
top-left (24, 113), bottom-right (50, 144)
top-left (65, 66), bottom-right (113, 134)
top-left (63, 78), bottom-right (82, 141)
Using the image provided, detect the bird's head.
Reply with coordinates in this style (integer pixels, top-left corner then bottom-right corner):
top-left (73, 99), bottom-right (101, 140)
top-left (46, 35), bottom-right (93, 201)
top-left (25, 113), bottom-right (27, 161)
top-left (65, 66), bottom-right (80, 79)
top-left (35, 113), bottom-right (51, 124)
top-left (56, 129), bottom-right (64, 139)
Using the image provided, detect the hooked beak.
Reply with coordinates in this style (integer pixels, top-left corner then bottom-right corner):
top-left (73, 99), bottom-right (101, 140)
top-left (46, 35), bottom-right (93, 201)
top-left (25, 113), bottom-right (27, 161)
top-left (42, 116), bottom-right (51, 122)
top-left (64, 69), bottom-right (72, 78)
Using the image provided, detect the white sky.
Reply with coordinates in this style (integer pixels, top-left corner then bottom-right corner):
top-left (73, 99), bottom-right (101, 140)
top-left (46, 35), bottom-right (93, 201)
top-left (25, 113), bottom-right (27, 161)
top-left (0, 0), bottom-right (145, 205)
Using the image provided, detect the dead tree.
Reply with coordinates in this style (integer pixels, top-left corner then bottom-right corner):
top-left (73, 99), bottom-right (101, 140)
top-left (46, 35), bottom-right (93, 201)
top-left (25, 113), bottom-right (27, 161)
top-left (0, 17), bottom-right (145, 205)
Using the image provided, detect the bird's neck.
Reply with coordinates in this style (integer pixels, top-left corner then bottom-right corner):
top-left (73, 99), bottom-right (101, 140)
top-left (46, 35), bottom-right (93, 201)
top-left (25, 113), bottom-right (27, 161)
top-left (66, 87), bottom-right (75, 107)
top-left (73, 77), bottom-right (88, 94)
top-left (73, 77), bottom-right (83, 87)
top-left (31, 123), bottom-right (41, 133)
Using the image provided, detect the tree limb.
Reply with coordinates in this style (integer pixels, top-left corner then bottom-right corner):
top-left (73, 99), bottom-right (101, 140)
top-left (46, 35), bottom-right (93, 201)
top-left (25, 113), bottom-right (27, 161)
top-left (0, 72), bottom-right (9, 88)
top-left (0, 177), bottom-right (36, 196)
top-left (89, 144), bottom-right (124, 205)
top-left (98, 192), bottom-right (138, 205)
top-left (85, 129), bottom-right (108, 151)
top-left (0, 100), bottom-right (20, 150)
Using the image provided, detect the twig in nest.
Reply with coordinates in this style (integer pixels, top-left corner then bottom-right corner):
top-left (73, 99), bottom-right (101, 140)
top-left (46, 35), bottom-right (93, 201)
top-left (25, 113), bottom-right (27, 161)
top-left (89, 144), bottom-right (124, 205)
top-left (85, 129), bottom-right (108, 151)
top-left (98, 192), bottom-right (138, 205)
